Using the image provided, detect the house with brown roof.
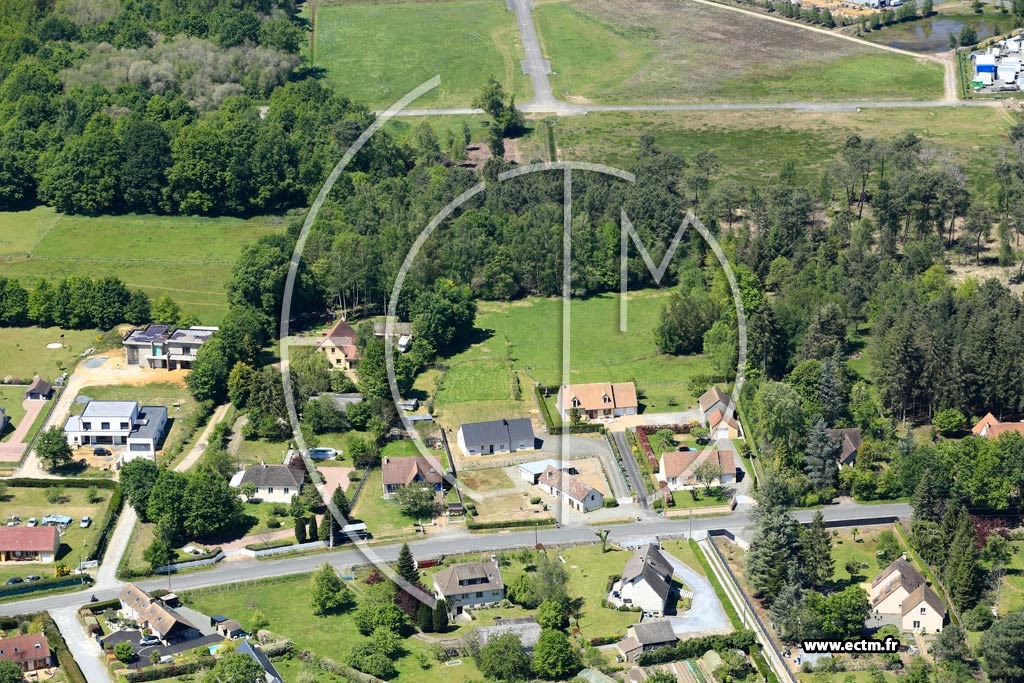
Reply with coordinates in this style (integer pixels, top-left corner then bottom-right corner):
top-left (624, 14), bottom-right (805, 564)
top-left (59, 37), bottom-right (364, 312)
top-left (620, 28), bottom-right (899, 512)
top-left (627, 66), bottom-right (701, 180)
top-left (698, 387), bottom-right (731, 422)
top-left (118, 583), bottom-right (202, 645)
top-left (24, 377), bottom-right (52, 401)
top-left (317, 319), bottom-right (359, 371)
top-left (536, 464), bottom-right (604, 512)
top-left (868, 558), bottom-right (945, 633)
top-left (381, 455), bottom-right (444, 498)
top-left (433, 560), bottom-right (505, 616)
top-left (0, 526), bottom-right (60, 563)
top-left (617, 620), bottom-right (678, 662)
top-left (826, 428), bottom-right (862, 466)
top-left (0, 633), bottom-right (52, 672)
top-left (658, 449), bottom-right (736, 491)
top-left (555, 382), bottom-right (638, 421)
top-left (229, 464), bottom-right (305, 504)
top-left (971, 413), bottom-right (1024, 439)
top-left (607, 544), bottom-right (676, 617)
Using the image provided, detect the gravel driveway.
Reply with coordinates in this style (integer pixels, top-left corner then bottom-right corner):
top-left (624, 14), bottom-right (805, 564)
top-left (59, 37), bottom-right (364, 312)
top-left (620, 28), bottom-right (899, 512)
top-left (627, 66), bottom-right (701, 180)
top-left (662, 550), bottom-right (732, 636)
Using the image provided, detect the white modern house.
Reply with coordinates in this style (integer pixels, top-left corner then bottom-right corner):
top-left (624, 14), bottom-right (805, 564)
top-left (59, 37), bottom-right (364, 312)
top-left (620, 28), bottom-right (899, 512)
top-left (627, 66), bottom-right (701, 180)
top-left (607, 544), bottom-right (675, 616)
top-left (536, 465), bottom-right (604, 513)
top-left (63, 400), bottom-right (167, 464)
top-left (229, 464), bottom-right (305, 504)
top-left (123, 324), bottom-right (218, 371)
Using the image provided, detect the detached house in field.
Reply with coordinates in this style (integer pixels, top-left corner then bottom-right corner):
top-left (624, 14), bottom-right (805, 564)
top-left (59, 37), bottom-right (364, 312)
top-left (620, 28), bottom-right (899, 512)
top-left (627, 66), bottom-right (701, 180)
top-left (658, 449), bottom-right (736, 491)
top-left (869, 558), bottom-right (945, 633)
top-left (118, 583), bottom-right (202, 645)
top-left (123, 324), bottom-right (218, 370)
top-left (617, 620), bottom-right (678, 662)
top-left (457, 418), bottom-right (536, 456)
top-left (555, 382), bottom-right (638, 422)
top-left (536, 465), bottom-right (604, 512)
top-left (972, 413), bottom-right (1024, 439)
top-left (63, 400), bottom-right (167, 464)
top-left (698, 387), bottom-right (742, 439)
top-left (229, 464), bottom-right (305, 504)
top-left (381, 455), bottom-right (444, 498)
top-left (433, 560), bottom-right (505, 616)
top-left (826, 427), bottom-right (863, 466)
top-left (317, 319), bottom-right (359, 371)
top-left (608, 544), bottom-right (675, 617)
top-left (0, 633), bottom-right (52, 673)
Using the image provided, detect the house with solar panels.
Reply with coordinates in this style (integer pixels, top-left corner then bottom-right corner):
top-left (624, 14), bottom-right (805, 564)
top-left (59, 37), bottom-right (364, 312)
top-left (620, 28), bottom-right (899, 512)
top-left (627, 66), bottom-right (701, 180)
top-left (123, 324), bottom-right (218, 370)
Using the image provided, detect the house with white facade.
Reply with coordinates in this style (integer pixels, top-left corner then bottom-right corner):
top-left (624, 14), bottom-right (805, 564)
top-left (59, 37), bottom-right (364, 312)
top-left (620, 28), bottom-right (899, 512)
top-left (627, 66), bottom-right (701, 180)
top-left (555, 382), bottom-right (638, 421)
top-left (117, 583), bottom-right (202, 646)
top-left (228, 464), bottom-right (305, 504)
top-left (536, 464), bottom-right (604, 512)
top-left (607, 544), bottom-right (675, 616)
top-left (433, 560), bottom-right (505, 617)
top-left (63, 400), bottom-right (167, 465)
top-left (868, 558), bottom-right (945, 633)
top-left (658, 449), bottom-right (736, 491)
top-left (123, 324), bottom-right (217, 370)
top-left (457, 418), bottom-right (535, 456)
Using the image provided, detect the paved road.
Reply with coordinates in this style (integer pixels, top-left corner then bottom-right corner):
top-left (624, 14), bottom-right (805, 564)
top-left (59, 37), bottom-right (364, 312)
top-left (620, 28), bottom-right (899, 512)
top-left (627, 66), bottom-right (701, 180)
top-left (508, 0), bottom-right (567, 111)
top-left (0, 500), bottom-right (910, 618)
top-left (50, 606), bottom-right (110, 682)
top-left (611, 430), bottom-right (650, 511)
top-left (540, 434), bottom-right (631, 500)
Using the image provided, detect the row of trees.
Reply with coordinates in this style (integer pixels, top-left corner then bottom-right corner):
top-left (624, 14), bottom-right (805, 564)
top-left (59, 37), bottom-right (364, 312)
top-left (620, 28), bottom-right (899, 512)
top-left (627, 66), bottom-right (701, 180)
top-left (0, 275), bottom-right (187, 330)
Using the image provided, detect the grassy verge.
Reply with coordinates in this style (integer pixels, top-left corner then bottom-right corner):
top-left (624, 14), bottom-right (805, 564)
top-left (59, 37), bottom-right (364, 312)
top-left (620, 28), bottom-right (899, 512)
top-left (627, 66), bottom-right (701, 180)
top-left (690, 538), bottom-right (743, 629)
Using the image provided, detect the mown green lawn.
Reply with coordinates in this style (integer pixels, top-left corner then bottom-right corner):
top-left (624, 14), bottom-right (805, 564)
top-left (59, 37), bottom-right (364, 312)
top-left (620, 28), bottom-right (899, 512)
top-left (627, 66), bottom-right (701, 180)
top-left (998, 539), bottom-right (1024, 614)
top-left (314, 0), bottom-right (530, 109)
top-left (182, 574), bottom-right (486, 683)
top-left (831, 527), bottom-right (891, 587)
top-left (0, 209), bottom-right (284, 324)
top-left (533, 0), bottom-right (943, 104)
top-left (349, 468), bottom-right (421, 539)
top-left (671, 488), bottom-right (731, 510)
top-left (0, 386), bottom-right (27, 442)
top-left (0, 326), bottom-right (103, 381)
top-left (443, 291), bottom-right (715, 414)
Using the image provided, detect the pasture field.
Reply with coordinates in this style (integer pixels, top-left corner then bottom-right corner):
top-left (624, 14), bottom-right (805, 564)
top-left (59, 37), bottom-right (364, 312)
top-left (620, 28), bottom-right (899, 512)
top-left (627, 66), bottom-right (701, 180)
top-left (532, 0), bottom-right (944, 104)
top-left (544, 106), bottom-right (1011, 190)
top-left (0, 327), bottom-right (103, 381)
top-left (0, 209), bottom-right (285, 324)
top-left (314, 0), bottom-right (530, 109)
top-left (445, 291), bottom-right (715, 413)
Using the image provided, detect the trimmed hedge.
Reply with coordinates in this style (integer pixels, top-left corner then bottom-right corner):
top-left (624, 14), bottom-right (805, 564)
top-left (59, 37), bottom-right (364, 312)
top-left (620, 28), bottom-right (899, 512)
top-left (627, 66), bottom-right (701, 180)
top-left (0, 575), bottom-right (90, 598)
top-left (4, 478), bottom-right (116, 489)
top-left (120, 659), bottom-right (209, 682)
top-left (90, 484), bottom-right (123, 562)
top-left (636, 630), bottom-right (757, 666)
top-left (245, 539), bottom-right (294, 551)
top-left (466, 517), bottom-right (556, 531)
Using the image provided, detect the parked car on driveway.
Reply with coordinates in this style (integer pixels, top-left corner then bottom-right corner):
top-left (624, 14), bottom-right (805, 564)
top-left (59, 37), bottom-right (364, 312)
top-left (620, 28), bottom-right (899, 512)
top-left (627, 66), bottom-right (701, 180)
top-left (139, 635), bottom-right (161, 647)
top-left (93, 447), bottom-right (111, 456)
top-left (24, 575), bottom-right (40, 582)
top-left (5, 577), bottom-right (22, 585)
top-left (79, 516), bottom-right (91, 528)
top-left (26, 518), bottom-right (36, 527)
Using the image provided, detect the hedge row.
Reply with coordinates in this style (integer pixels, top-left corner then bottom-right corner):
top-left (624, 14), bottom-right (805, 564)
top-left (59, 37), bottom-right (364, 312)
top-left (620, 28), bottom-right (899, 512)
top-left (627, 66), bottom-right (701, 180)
top-left (42, 611), bottom-right (88, 683)
top-left (466, 517), bottom-right (556, 531)
top-left (636, 630), bottom-right (757, 666)
top-left (245, 539), bottom-right (294, 551)
top-left (4, 478), bottom-right (117, 489)
top-left (90, 484), bottom-right (124, 562)
top-left (0, 575), bottom-right (90, 599)
top-left (635, 429), bottom-right (659, 474)
top-left (636, 424), bottom-right (696, 436)
top-left (533, 385), bottom-right (606, 434)
top-left (120, 659), bottom-right (209, 682)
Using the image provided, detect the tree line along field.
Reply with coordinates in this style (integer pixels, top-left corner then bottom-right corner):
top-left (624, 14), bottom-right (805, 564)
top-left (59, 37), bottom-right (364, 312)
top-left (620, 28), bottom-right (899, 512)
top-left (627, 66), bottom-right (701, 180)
top-left (519, 106), bottom-right (1012, 191)
top-left (0, 209), bottom-right (285, 324)
top-left (312, 0), bottom-right (531, 109)
top-left (531, 0), bottom-right (945, 104)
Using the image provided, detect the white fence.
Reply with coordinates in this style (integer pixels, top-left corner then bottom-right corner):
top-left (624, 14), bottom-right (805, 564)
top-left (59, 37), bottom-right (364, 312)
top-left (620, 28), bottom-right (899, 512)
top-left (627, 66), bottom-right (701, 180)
top-left (155, 550), bottom-right (225, 574)
top-left (234, 540), bottom-right (328, 559)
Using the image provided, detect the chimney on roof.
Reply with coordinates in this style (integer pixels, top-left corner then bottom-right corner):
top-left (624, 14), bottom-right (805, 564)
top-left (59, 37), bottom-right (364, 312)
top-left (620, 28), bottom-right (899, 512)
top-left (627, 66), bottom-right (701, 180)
top-left (383, 457), bottom-right (389, 465)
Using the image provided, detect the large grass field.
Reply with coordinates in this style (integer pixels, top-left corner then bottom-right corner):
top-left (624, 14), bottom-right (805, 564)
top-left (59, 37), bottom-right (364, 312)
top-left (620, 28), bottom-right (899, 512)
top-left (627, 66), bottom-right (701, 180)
top-left (0, 327), bottom-right (105, 381)
top-left (0, 485), bottom-right (113, 581)
top-left (538, 106), bottom-right (1011, 192)
top-left (443, 290), bottom-right (716, 414)
top-left (0, 209), bottom-right (284, 324)
top-left (532, 0), bottom-right (944, 104)
top-left (313, 0), bottom-right (530, 109)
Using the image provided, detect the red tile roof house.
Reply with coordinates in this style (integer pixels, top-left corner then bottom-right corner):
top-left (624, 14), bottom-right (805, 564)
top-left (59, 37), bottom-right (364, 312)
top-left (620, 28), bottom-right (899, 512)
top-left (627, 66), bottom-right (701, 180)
top-left (0, 633), bottom-right (52, 673)
top-left (972, 413), bottom-right (1024, 439)
top-left (658, 450), bottom-right (736, 491)
top-left (381, 455), bottom-right (444, 498)
top-left (317, 319), bottom-right (359, 371)
top-left (0, 526), bottom-right (60, 563)
top-left (536, 465), bottom-right (604, 512)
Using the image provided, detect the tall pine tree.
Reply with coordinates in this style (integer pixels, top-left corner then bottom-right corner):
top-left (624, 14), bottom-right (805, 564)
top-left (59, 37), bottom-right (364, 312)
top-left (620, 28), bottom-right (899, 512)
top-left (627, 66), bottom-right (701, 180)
top-left (396, 543), bottom-right (419, 585)
top-left (801, 510), bottom-right (835, 589)
top-left (944, 510), bottom-right (982, 610)
top-left (804, 418), bottom-right (840, 491)
top-left (747, 508), bottom-right (802, 604)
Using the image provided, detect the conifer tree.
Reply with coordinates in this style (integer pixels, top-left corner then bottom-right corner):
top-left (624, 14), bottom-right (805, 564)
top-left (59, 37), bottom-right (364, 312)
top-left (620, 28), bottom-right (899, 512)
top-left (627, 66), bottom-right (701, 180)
top-left (294, 516), bottom-right (307, 544)
top-left (396, 543), bottom-right (419, 585)
top-left (331, 485), bottom-right (350, 519)
top-left (802, 510), bottom-right (835, 589)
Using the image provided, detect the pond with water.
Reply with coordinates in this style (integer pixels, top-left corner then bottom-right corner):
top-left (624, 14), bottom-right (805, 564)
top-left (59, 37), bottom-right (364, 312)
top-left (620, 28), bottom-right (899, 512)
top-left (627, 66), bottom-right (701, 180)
top-left (880, 16), bottom-right (996, 52)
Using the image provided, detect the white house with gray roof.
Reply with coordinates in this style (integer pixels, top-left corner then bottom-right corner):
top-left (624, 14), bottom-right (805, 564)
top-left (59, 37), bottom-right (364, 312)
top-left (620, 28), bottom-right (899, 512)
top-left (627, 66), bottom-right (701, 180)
top-left (608, 544), bottom-right (675, 616)
top-left (229, 464), bottom-right (305, 503)
top-left (63, 400), bottom-right (167, 465)
top-left (456, 418), bottom-right (536, 456)
top-left (123, 324), bottom-right (217, 370)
